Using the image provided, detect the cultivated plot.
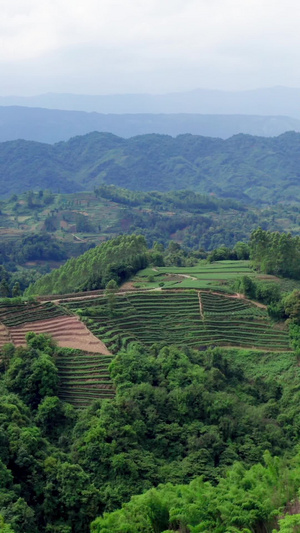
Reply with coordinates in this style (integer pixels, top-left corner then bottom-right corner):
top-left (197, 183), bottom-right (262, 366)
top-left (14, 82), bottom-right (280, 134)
top-left (63, 289), bottom-right (290, 353)
top-left (0, 300), bottom-right (113, 407)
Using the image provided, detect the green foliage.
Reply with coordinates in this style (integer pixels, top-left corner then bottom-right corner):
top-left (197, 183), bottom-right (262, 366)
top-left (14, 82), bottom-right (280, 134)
top-left (0, 515), bottom-right (15, 533)
top-left (276, 514), bottom-right (300, 533)
top-left (250, 228), bottom-right (300, 280)
top-left (283, 291), bottom-right (300, 324)
top-left (4, 334), bottom-right (58, 408)
top-left (25, 234), bottom-right (148, 295)
top-left (3, 131), bottom-right (300, 205)
top-left (235, 275), bottom-right (281, 305)
top-left (105, 280), bottom-right (118, 315)
top-left (288, 323), bottom-right (300, 352)
top-left (91, 451), bottom-right (300, 533)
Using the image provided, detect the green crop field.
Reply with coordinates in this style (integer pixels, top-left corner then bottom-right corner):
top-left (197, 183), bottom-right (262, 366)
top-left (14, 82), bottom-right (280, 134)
top-left (62, 289), bottom-right (290, 353)
top-left (199, 292), bottom-right (289, 350)
top-left (134, 260), bottom-right (257, 291)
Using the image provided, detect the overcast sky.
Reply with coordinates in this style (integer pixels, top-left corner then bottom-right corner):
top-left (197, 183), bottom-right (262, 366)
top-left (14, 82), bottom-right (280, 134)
top-left (1, 0), bottom-right (299, 95)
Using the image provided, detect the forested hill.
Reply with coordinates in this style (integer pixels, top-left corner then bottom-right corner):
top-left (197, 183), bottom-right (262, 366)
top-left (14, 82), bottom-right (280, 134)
top-left (25, 234), bottom-right (148, 295)
top-left (2, 131), bottom-right (300, 203)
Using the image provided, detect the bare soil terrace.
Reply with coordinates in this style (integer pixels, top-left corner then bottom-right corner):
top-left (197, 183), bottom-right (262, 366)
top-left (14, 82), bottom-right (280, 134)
top-left (9, 316), bottom-right (111, 354)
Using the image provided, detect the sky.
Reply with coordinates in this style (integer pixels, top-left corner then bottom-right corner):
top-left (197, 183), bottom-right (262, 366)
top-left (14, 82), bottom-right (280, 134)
top-left (0, 0), bottom-right (299, 95)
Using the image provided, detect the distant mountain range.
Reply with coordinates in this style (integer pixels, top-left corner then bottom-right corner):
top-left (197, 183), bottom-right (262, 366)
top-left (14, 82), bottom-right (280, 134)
top-left (3, 87), bottom-right (300, 116)
top-left (1, 131), bottom-right (300, 204)
top-left (0, 106), bottom-right (300, 144)
top-left (2, 87), bottom-right (300, 143)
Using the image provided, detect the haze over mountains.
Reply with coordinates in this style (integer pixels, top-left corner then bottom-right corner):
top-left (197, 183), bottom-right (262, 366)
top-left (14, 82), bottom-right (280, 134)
top-left (2, 87), bottom-right (300, 143)
top-left (3, 87), bottom-right (300, 115)
top-left (1, 106), bottom-right (299, 144)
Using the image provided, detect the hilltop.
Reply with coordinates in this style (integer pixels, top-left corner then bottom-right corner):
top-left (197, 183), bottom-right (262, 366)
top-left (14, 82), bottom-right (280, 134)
top-left (1, 131), bottom-right (300, 203)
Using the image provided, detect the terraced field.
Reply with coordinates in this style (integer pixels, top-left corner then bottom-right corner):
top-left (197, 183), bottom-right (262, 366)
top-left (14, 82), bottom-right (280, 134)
top-left (0, 323), bottom-right (11, 348)
top-left (0, 300), bottom-right (113, 408)
top-left (0, 300), bottom-right (67, 327)
top-left (63, 290), bottom-right (291, 352)
top-left (56, 351), bottom-right (114, 408)
top-left (0, 289), bottom-right (291, 408)
top-left (9, 315), bottom-right (111, 353)
top-left (64, 292), bottom-right (203, 351)
top-left (199, 292), bottom-right (289, 350)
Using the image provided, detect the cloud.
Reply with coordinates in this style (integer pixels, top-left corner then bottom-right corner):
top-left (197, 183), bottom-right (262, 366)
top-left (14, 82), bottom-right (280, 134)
top-left (0, 0), bottom-right (300, 93)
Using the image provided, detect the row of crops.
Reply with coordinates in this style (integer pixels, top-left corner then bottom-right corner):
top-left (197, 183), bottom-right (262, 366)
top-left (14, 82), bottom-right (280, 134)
top-left (0, 301), bottom-right (68, 327)
top-left (62, 290), bottom-right (291, 353)
top-left (63, 291), bottom-right (204, 352)
top-left (200, 292), bottom-right (290, 350)
top-left (56, 351), bottom-right (114, 408)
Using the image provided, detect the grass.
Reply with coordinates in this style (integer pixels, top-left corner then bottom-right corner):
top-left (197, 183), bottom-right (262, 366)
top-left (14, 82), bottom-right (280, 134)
top-left (134, 260), bottom-right (255, 291)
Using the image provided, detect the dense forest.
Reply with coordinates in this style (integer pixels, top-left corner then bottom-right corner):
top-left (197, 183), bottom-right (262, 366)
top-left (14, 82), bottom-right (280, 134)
top-left (1, 332), bottom-right (300, 532)
top-left (2, 131), bottom-right (300, 203)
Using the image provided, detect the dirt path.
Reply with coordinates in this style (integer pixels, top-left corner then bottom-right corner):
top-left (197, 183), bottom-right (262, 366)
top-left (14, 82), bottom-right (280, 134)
top-left (206, 290), bottom-right (267, 309)
top-left (46, 286), bottom-right (266, 311)
top-left (178, 274), bottom-right (197, 281)
top-left (198, 292), bottom-right (204, 320)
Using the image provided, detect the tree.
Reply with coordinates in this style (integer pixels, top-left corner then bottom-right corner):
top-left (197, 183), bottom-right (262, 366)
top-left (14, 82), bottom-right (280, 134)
top-left (105, 280), bottom-right (118, 315)
top-left (12, 283), bottom-right (21, 298)
top-left (5, 334), bottom-right (58, 408)
top-left (0, 515), bottom-right (15, 532)
top-left (283, 290), bottom-right (300, 324)
top-left (0, 280), bottom-right (10, 298)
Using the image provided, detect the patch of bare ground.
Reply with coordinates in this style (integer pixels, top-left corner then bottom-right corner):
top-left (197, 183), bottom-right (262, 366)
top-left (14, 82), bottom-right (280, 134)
top-left (9, 316), bottom-right (111, 354)
top-left (120, 281), bottom-right (136, 290)
top-left (0, 323), bottom-right (12, 348)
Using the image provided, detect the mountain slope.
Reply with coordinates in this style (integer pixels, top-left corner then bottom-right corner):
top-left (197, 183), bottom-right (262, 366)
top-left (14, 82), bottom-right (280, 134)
top-left (1, 131), bottom-right (300, 203)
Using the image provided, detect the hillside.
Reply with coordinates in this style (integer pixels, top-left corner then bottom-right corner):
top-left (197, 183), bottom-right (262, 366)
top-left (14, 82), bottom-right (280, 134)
top-left (2, 239), bottom-right (300, 531)
top-left (1, 131), bottom-right (300, 203)
top-left (1, 106), bottom-right (300, 143)
top-left (25, 234), bottom-right (148, 295)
